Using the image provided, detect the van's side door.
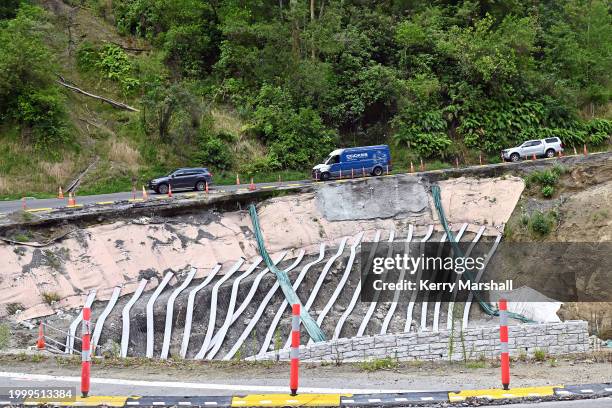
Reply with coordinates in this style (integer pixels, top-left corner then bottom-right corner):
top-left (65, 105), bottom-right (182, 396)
top-left (327, 155), bottom-right (341, 177)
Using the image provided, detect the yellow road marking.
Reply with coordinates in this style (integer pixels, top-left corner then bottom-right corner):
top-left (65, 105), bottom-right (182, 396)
top-left (231, 394), bottom-right (344, 407)
top-left (335, 180), bottom-right (349, 183)
top-left (128, 198), bottom-right (144, 202)
top-left (25, 396), bottom-right (127, 407)
top-left (237, 189), bottom-right (248, 193)
top-left (26, 208), bottom-right (52, 213)
top-left (66, 204), bottom-right (83, 208)
top-left (449, 386), bottom-right (557, 401)
top-left (96, 201), bottom-right (114, 205)
top-left (261, 186), bottom-right (275, 189)
top-left (184, 193), bottom-right (198, 198)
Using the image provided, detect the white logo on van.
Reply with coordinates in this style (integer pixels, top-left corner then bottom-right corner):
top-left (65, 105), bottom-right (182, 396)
top-left (346, 153), bottom-right (368, 160)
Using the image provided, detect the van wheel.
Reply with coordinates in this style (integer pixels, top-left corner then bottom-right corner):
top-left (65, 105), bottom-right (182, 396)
top-left (372, 166), bottom-right (383, 176)
top-left (320, 172), bottom-right (330, 181)
top-left (510, 153), bottom-right (520, 162)
top-left (157, 184), bottom-right (169, 194)
top-left (545, 149), bottom-right (555, 158)
top-left (195, 181), bottom-right (206, 191)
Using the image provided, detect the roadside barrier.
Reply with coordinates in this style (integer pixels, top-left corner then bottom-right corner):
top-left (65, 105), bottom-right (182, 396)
top-left (81, 307), bottom-right (91, 398)
top-left (290, 303), bottom-right (300, 396)
top-left (36, 322), bottom-right (45, 350)
top-left (167, 184), bottom-right (173, 198)
top-left (58, 186), bottom-right (64, 199)
top-left (68, 192), bottom-right (76, 206)
top-left (142, 186), bottom-right (148, 200)
top-left (499, 298), bottom-right (510, 390)
top-left (583, 144), bottom-right (588, 155)
top-left (249, 177), bottom-right (256, 191)
top-left (362, 166), bottom-right (365, 177)
top-left (351, 168), bottom-right (354, 178)
top-left (385, 165), bottom-right (389, 175)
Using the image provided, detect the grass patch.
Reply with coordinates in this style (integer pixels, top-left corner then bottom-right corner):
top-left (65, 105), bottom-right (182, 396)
top-left (42, 291), bottom-right (61, 305)
top-left (529, 211), bottom-right (555, 236)
top-left (465, 360), bottom-right (486, 369)
top-left (0, 324), bottom-right (10, 349)
top-left (358, 356), bottom-right (399, 372)
top-left (541, 185), bottom-right (554, 198)
top-left (534, 348), bottom-right (547, 361)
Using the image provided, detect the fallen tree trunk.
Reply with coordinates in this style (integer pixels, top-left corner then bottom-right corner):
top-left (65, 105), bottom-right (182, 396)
top-left (56, 76), bottom-right (139, 112)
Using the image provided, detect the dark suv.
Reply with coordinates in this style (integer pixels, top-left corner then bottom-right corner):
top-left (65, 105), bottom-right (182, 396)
top-left (148, 168), bottom-right (213, 194)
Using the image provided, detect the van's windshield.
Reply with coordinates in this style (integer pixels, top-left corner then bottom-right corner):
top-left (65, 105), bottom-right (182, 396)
top-left (324, 155), bottom-right (340, 165)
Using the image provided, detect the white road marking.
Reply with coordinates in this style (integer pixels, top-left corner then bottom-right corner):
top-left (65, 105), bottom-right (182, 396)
top-left (343, 399), bottom-right (355, 403)
top-left (605, 388), bottom-right (612, 392)
top-left (0, 371), bottom-right (435, 394)
top-left (367, 398), bottom-right (381, 403)
top-left (204, 403), bottom-right (217, 406)
top-left (127, 402), bottom-right (140, 405)
top-left (286, 400), bottom-right (299, 403)
top-left (259, 400), bottom-right (272, 404)
top-left (556, 391), bottom-right (571, 395)
top-left (581, 389), bottom-right (594, 393)
top-left (152, 402), bottom-right (165, 405)
top-left (178, 402), bottom-right (191, 406)
top-left (420, 397), bottom-right (433, 401)
top-left (394, 398), bottom-right (408, 402)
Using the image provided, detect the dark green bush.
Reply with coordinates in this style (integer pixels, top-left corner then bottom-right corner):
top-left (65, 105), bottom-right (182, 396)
top-left (541, 185), bottom-right (554, 198)
top-left (529, 211), bottom-right (553, 236)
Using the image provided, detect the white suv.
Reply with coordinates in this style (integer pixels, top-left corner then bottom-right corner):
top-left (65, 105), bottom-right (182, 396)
top-left (502, 137), bottom-right (564, 162)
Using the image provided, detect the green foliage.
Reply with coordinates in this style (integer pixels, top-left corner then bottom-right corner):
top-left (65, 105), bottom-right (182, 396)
top-left (541, 185), bottom-right (554, 198)
top-left (0, 5), bottom-right (68, 149)
top-left (529, 211), bottom-right (554, 236)
top-left (77, 43), bottom-right (140, 93)
top-left (533, 348), bottom-right (547, 361)
top-left (42, 291), bottom-right (61, 305)
top-left (358, 356), bottom-right (398, 372)
top-left (195, 129), bottom-right (233, 171)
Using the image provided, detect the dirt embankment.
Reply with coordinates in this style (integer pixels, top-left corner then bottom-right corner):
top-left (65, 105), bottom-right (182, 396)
top-left (504, 157), bottom-right (612, 337)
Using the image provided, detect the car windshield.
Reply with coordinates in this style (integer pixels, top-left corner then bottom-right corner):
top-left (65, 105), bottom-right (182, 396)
top-left (324, 155), bottom-right (334, 165)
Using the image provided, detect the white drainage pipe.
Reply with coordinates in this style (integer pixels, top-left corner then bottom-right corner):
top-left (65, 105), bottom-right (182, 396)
top-left (446, 226), bottom-right (485, 330)
top-left (357, 231), bottom-right (394, 337)
top-left (380, 225), bottom-right (414, 335)
top-left (404, 225), bottom-right (434, 332)
top-left (120, 279), bottom-right (147, 358)
top-left (223, 250), bottom-right (305, 360)
top-left (194, 258), bottom-right (245, 359)
top-left (65, 290), bottom-right (97, 354)
top-left (180, 264), bottom-right (223, 358)
top-left (333, 230), bottom-right (381, 340)
top-left (205, 253), bottom-right (286, 359)
top-left (160, 267), bottom-right (197, 359)
top-left (258, 244), bottom-right (326, 356)
top-left (146, 272), bottom-right (174, 358)
top-left (92, 285), bottom-right (122, 354)
top-left (462, 233), bottom-right (502, 329)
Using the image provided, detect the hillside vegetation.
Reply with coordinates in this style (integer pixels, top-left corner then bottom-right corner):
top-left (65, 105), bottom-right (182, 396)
top-left (0, 0), bottom-right (610, 198)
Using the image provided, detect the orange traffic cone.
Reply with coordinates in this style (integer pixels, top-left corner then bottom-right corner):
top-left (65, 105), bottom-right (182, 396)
top-left (249, 177), bottom-right (256, 191)
top-left (455, 157), bottom-right (459, 168)
top-left (479, 153), bottom-right (483, 166)
top-left (58, 186), bottom-right (64, 199)
top-left (583, 144), bottom-right (588, 155)
top-left (36, 322), bottom-right (45, 350)
top-left (410, 161), bottom-right (414, 173)
top-left (420, 158), bottom-right (425, 171)
top-left (236, 174), bottom-right (240, 185)
top-left (205, 180), bottom-right (209, 194)
top-left (22, 197), bottom-right (27, 210)
top-left (573, 146), bottom-right (578, 155)
top-left (167, 184), bottom-right (173, 198)
top-left (142, 186), bottom-right (148, 200)
top-left (351, 168), bottom-right (354, 178)
top-left (558, 150), bottom-right (563, 158)
top-left (532, 153), bottom-right (536, 160)
top-left (132, 186), bottom-right (136, 200)
top-left (68, 192), bottom-right (76, 206)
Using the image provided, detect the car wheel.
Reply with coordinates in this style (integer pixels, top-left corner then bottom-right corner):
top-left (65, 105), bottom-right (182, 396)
top-left (195, 181), bottom-right (206, 191)
top-left (510, 153), bottom-right (520, 162)
top-left (321, 172), bottom-right (330, 181)
top-left (372, 166), bottom-right (383, 176)
top-left (157, 184), bottom-right (169, 194)
top-left (546, 149), bottom-right (555, 158)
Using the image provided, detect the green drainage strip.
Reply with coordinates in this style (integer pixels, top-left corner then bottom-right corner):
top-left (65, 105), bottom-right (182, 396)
top-left (249, 204), bottom-right (326, 342)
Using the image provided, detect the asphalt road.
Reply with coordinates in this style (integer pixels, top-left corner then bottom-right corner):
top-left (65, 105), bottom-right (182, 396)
top-left (0, 179), bottom-right (314, 215)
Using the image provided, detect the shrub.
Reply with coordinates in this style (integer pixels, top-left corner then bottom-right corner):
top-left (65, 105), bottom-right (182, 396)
top-left (5, 302), bottom-right (24, 315)
top-left (358, 356), bottom-right (399, 372)
top-left (541, 185), bottom-right (554, 198)
top-left (529, 211), bottom-right (553, 236)
top-left (195, 131), bottom-right (233, 171)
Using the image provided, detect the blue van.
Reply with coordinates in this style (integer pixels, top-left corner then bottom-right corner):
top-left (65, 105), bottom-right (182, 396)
top-left (312, 145), bottom-right (391, 180)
